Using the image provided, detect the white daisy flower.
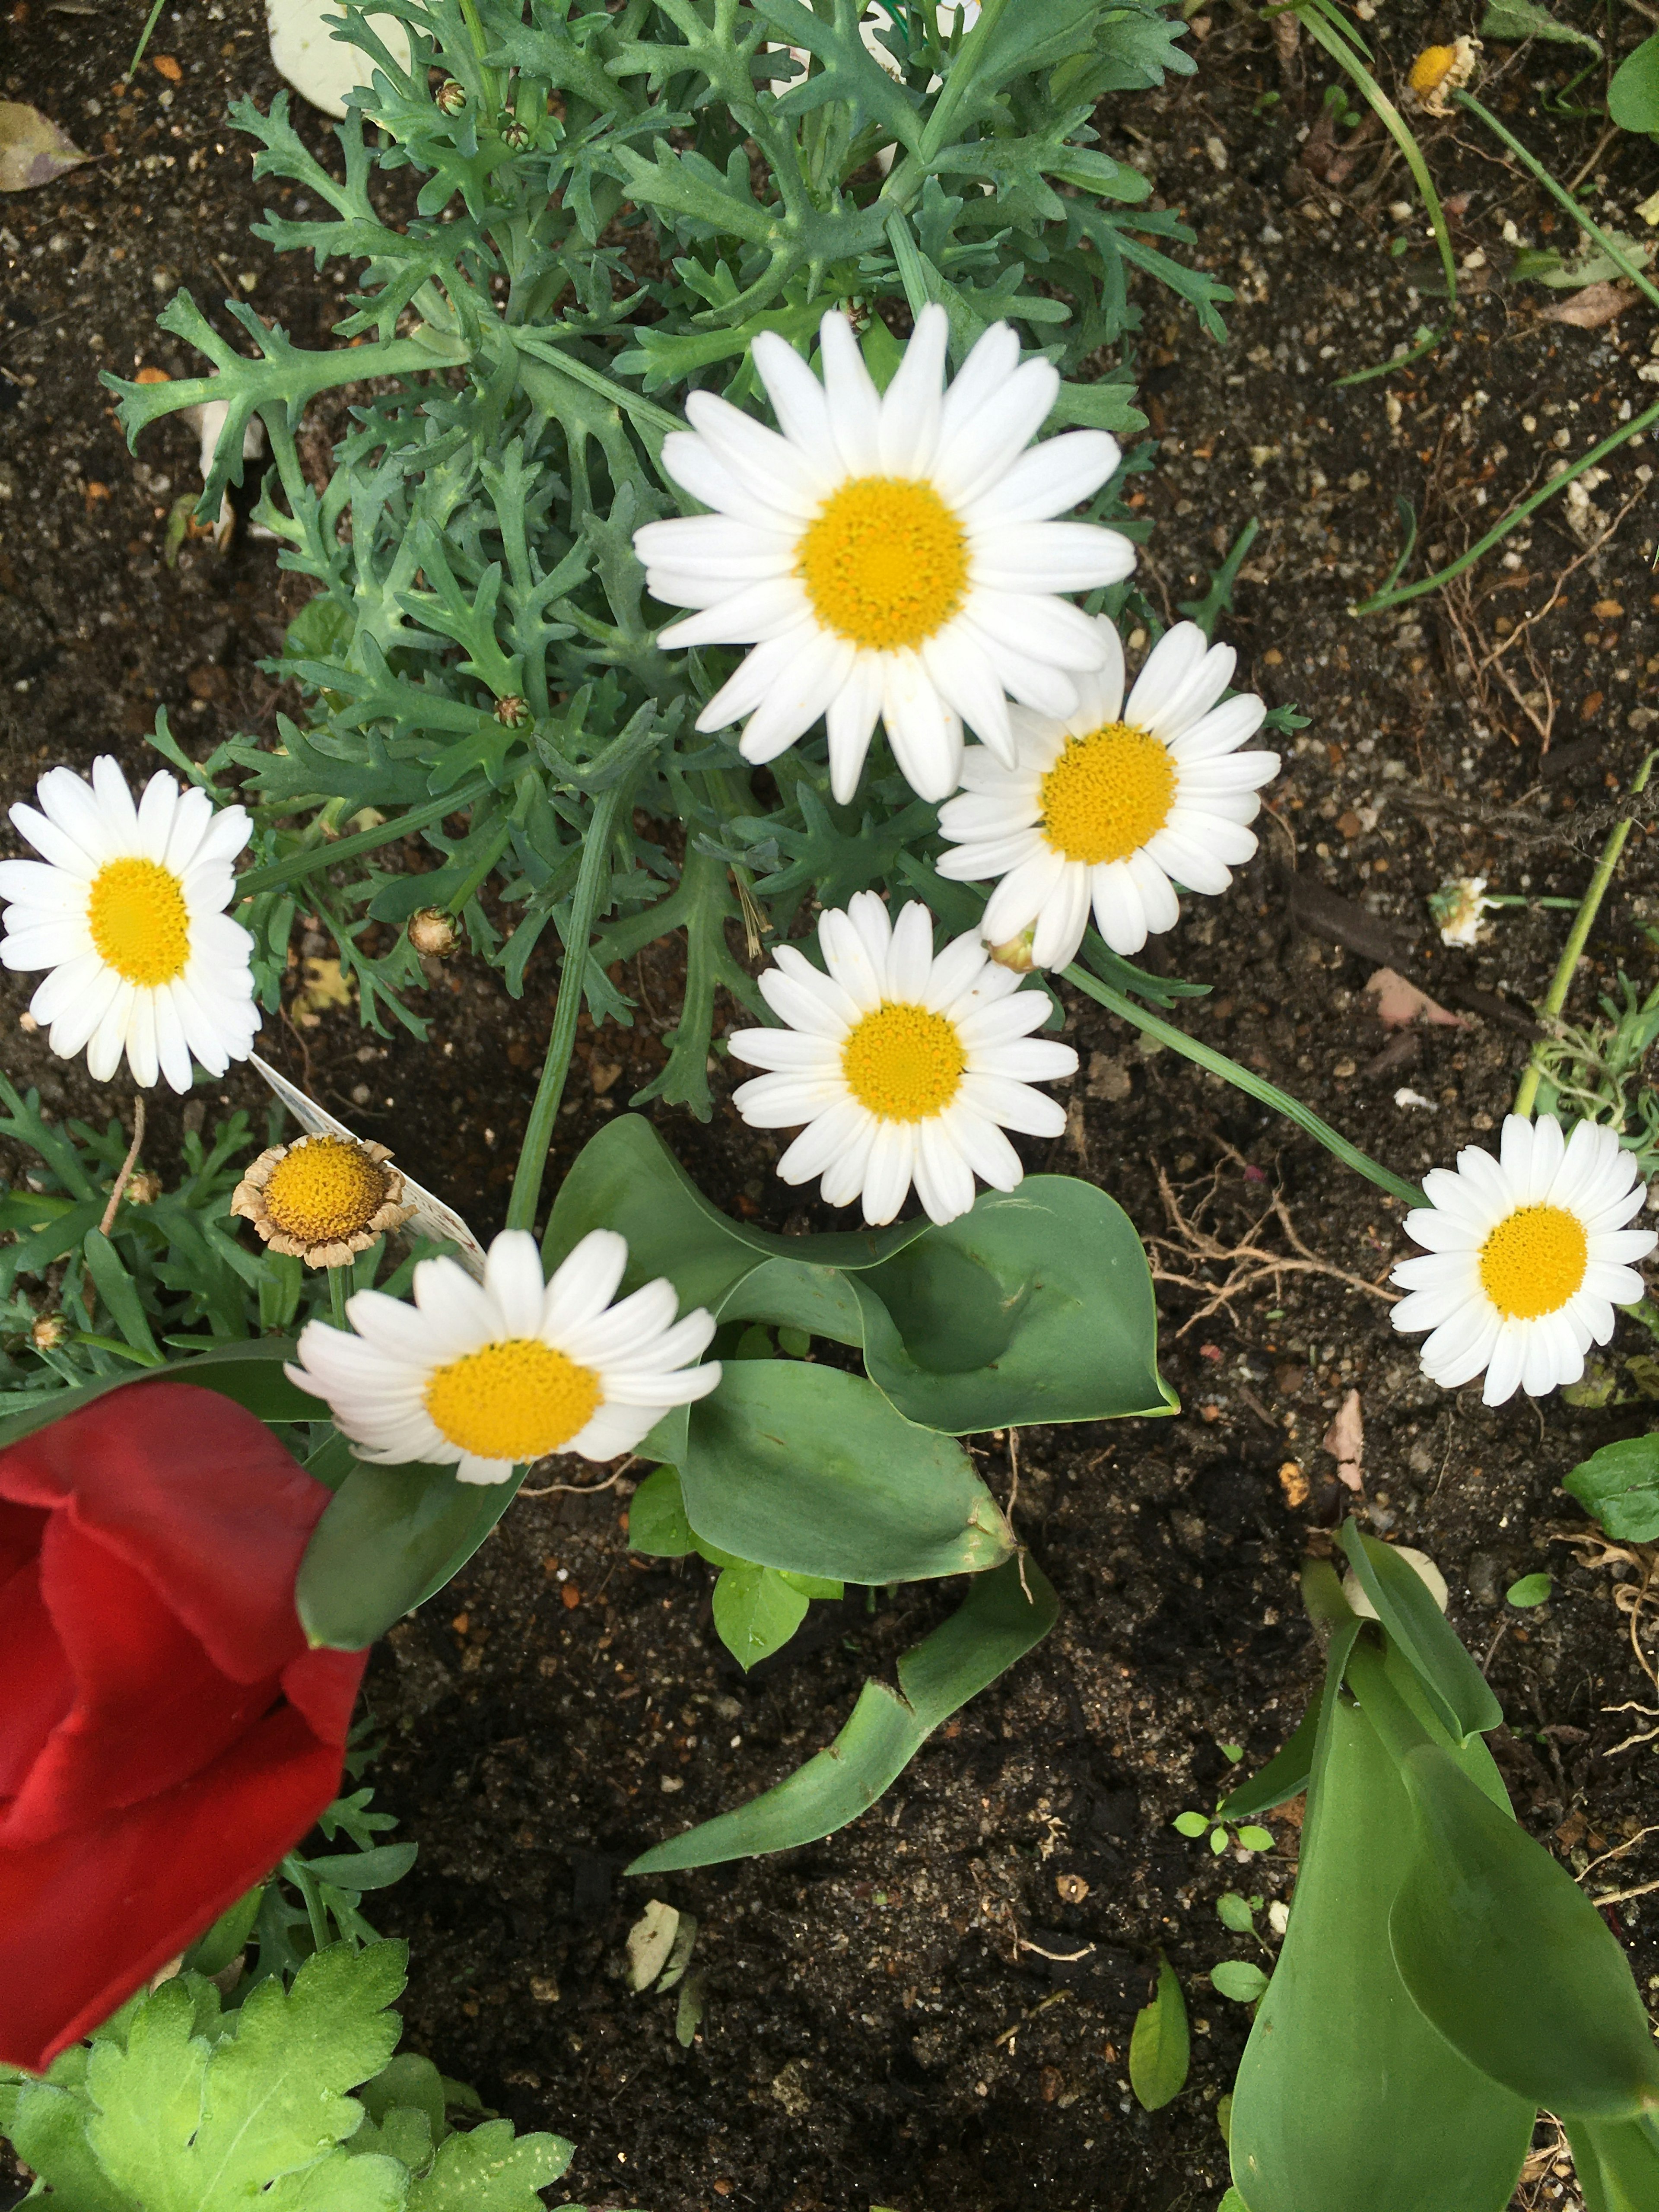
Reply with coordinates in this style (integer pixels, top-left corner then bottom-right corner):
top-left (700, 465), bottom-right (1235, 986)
top-left (1390, 1114), bottom-right (1656, 1407)
top-left (632, 303), bottom-right (1134, 806)
top-left (287, 1227), bottom-right (721, 1486)
top-left (0, 756), bottom-right (259, 1093)
top-left (728, 890), bottom-right (1078, 1228)
top-left (935, 617), bottom-right (1281, 969)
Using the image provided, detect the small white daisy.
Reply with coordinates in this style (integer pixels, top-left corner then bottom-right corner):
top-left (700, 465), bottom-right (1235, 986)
top-left (728, 891), bottom-right (1078, 1227)
top-left (0, 756), bottom-right (258, 1093)
top-left (287, 1228), bottom-right (721, 1486)
top-left (935, 617), bottom-right (1281, 969)
top-left (633, 304), bottom-right (1134, 806)
top-left (1390, 1114), bottom-right (1656, 1407)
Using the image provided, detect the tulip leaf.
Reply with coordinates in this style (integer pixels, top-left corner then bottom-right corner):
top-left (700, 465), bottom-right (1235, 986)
top-left (1129, 1955), bottom-right (1189, 2111)
top-left (1337, 1520), bottom-right (1500, 1743)
top-left (626, 1465), bottom-right (696, 1557)
top-left (1567, 2114), bottom-right (1659, 2212)
top-left (0, 1340), bottom-right (315, 1452)
top-left (1390, 1743), bottom-right (1659, 2119)
top-left (853, 1177), bottom-right (1174, 1432)
top-left (627, 1554), bottom-right (1056, 1872)
top-left (1230, 1662), bottom-right (1531, 2212)
top-left (679, 1360), bottom-right (1009, 1585)
top-left (297, 1458), bottom-right (527, 1650)
top-left (1221, 1698), bottom-right (1321, 1821)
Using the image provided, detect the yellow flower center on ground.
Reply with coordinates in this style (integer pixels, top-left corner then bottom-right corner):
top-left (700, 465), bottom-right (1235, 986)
top-left (796, 476), bottom-right (968, 652)
top-left (1408, 42), bottom-right (1457, 95)
top-left (1039, 722), bottom-right (1178, 866)
top-left (86, 858), bottom-right (191, 987)
top-left (263, 1137), bottom-right (390, 1246)
top-left (841, 1002), bottom-right (965, 1122)
top-left (1478, 1204), bottom-right (1588, 1321)
top-left (425, 1339), bottom-right (603, 1463)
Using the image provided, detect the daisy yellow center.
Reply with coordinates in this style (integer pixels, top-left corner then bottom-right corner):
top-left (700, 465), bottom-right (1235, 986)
top-left (841, 1001), bottom-right (965, 1122)
top-left (86, 858), bottom-right (191, 987)
top-left (424, 1339), bottom-right (602, 1463)
top-left (1039, 722), bottom-right (1177, 867)
top-left (1478, 1204), bottom-right (1588, 1321)
top-left (1408, 42), bottom-right (1457, 95)
top-left (796, 477), bottom-right (968, 652)
top-left (263, 1138), bottom-right (389, 1246)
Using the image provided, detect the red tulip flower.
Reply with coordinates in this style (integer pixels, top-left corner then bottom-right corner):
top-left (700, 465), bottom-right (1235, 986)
top-left (0, 1381), bottom-right (367, 2072)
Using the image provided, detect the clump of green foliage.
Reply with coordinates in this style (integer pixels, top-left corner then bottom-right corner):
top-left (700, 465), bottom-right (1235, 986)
top-left (113, 0), bottom-right (1220, 1109)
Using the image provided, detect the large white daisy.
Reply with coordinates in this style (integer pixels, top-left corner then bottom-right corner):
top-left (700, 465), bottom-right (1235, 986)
top-left (632, 304), bottom-right (1134, 806)
top-left (935, 617), bottom-right (1280, 969)
top-left (287, 1228), bottom-right (721, 1486)
top-left (728, 891), bottom-right (1077, 1227)
top-left (0, 756), bottom-right (259, 1093)
top-left (1390, 1114), bottom-right (1655, 1407)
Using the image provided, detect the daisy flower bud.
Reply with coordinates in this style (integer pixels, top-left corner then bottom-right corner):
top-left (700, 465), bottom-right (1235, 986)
top-left (634, 304), bottom-right (1135, 807)
top-left (936, 618), bottom-right (1279, 969)
top-left (0, 756), bottom-right (258, 1093)
top-left (288, 1228), bottom-right (721, 1486)
top-left (1390, 1114), bottom-right (1656, 1407)
top-left (728, 891), bottom-right (1078, 1228)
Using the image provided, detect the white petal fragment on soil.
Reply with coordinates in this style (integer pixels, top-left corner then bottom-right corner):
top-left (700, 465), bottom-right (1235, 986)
top-left (0, 101), bottom-right (89, 191)
top-left (625, 1899), bottom-right (680, 1993)
top-left (266, 0), bottom-right (413, 120)
top-left (1321, 1386), bottom-right (1363, 1492)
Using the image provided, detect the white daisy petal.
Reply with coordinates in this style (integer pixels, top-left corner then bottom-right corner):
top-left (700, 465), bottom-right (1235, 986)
top-left (636, 310), bottom-right (1135, 807)
top-left (0, 756), bottom-right (257, 1091)
top-left (290, 1228), bottom-right (718, 1473)
top-left (1390, 1113), bottom-right (1656, 1405)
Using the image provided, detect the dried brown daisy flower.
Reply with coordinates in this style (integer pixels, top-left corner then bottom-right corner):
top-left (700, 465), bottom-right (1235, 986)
top-left (232, 1132), bottom-right (414, 1269)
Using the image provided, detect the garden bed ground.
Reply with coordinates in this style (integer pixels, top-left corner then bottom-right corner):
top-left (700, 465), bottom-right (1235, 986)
top-left (5, 2), bottom-right (1659, 2206)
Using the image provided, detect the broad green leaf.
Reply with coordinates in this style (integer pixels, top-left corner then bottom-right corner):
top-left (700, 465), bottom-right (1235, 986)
top-left (1506, 1572), bottom-right (1552, 1608)
top-left (1390, 1744), bottom-right (1659, 2119)
top-left (1338, 1521), bottom-right (1500, 1743)
top-left (1565, 1435), bottom-right (1659, 1542)
top-left (1173, 1811), bottom-right (1210, 1837)
top-left (680, 1361), bottom-right (1009, 1585)
top-left (1211, 1961), bottom-right (1269, 2005)
top-left (0, 1338), bottom-right (315, 1452)
top-left (252, 2151), bottom-right (407, 2209)
top-left (9, 2079), bottom-right (140, 2212)
top-left (1567, 2114), bottom-right (1659, 2212)
top-left (298, 1844), bottom-right (418, 1892)
top-left (718, 1254), bottom-right (865, 1347)
top-left (711, 1561), bottom-right (810, 1671)
top-left (626, 1465), bottom-right (695, 1557)
top-left (1221, 1702), bottom-right (1319, 1821)
top-left (1216, 1894), bottom-right (1256, 1935)
top-left (627, 1554), bottom-right (1057, 1872)
top-left (1230, 1678), bottom-right (1531, 2212)
top-left (1612, 35), bottom-right (1659, 133)
top-left (358, 2050), bottom-right (449, 2147)
top-left (1481, 0), bottom-right (1601, 53)
top-left (1128, 1955), bottom-right (1188, 2111)
top-left (87, 1942), bottom-right (408, 2208)
top-left (297, 1457), bottom-right (526, 1650)
top-left (407, 2117), bottom-right (575, 2209)
top-left (853, 1178), bottom-right (1173, 1432)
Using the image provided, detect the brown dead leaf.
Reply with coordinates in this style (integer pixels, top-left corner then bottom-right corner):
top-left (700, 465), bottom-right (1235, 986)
top-left (1322, 1388), bottom-right (1364, 1492)
top-left (1363, 967), bottom-right (1465, 1030)
top-left (0, 100), bottom-right (88, 190)
top-left (1538, 280), bottom-right (1637, 329)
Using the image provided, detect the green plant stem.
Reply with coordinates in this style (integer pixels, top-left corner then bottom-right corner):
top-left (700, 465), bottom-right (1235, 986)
top-left (236, 776), bottom-right (494, 901)
top-left (1454, 91), bottom-right (1659, 314)
top-left (1063, 963), bottom-right (1425, 1208)
top-left (1354, 396), bottom-right (1659, 614)
top-left (328, 1268), bottom-right (349, 1330)
top-left (506, 774), bottom-right (632, 1236)
top-left (127, 0), bottom-right (166, 76)
top-left (1513, 751), bottom-right (1659, 1117)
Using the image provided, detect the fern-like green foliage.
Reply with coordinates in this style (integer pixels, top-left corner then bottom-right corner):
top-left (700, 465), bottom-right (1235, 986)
top-left (0, 1943), bottom-right (582, 2212)
top-left (110, 0), bottom-right (1218, 1114)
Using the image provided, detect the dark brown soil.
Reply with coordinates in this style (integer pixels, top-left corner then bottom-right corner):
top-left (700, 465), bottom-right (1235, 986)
top-left (5, 3), bottom-right (1659, 2209)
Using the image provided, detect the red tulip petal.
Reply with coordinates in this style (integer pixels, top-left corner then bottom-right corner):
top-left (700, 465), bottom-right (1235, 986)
top-left (280, 1647), bottom-right (372, 1741)
top-left (0, 1558), bottom-right (72, 1802)
top-left (0, 1499), bottom-right (46, 1582)
top-left (3, 1519), bottom-right (280, 1849)
top-left (0, 1384), bottom-right (330, 1682)
top-left (0, 1673), bottom-right (365, 2075)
